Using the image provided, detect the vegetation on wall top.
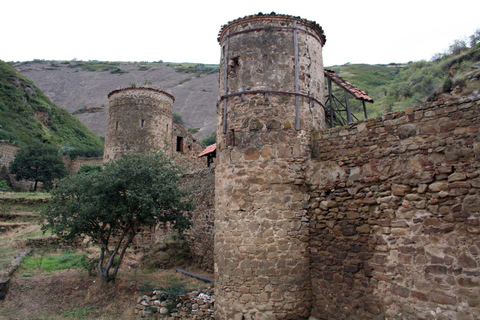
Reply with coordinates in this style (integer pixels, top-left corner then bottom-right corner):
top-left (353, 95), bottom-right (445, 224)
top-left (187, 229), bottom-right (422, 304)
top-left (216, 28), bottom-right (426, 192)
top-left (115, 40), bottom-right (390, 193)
top-left (329, 28), bottom-right (480, 119)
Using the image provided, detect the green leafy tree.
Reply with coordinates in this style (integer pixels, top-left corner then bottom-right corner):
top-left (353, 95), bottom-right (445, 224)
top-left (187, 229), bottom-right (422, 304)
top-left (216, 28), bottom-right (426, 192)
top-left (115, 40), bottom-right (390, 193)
top-left (173, 113), bottom-right (184, 125)
top-left (201, 132), bottom-right (216, 146)
top-left (9, 143), bottom-right (69, 191)
top-left (469, 28), bottom-right (480, 47)
top-left (41, 152), bottom-right (192, 282)
top-left (76, 164), bottom-right (103, 175)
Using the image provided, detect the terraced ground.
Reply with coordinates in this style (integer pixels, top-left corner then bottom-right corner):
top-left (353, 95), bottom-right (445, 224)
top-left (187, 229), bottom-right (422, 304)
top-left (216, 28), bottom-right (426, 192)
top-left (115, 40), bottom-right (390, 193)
top-left (0, 196), bottom-right (49, 280)
top-left (0, 192), bottom-right (214, 319)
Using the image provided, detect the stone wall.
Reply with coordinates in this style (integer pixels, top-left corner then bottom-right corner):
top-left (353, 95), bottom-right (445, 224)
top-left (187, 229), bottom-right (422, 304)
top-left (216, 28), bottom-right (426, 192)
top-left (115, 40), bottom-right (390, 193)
top-left (104, 87), bottom-right (174, 161)
top-left (172, 122), bottom-right (207, 173)
top-left (152, 167), bottom-right (215, 272)
top-left (0, 142), bottom-right (17, 168)
top-left (307, 94), bottom-right (480, 319)
top-left (181, 167), bottom-right (215, 272)
top-left (63, 156), bottom-right (103, 175)
top-left (0, 142), bottom-right (35, 190)
top-left (0, 141), bottom-right (104, 189)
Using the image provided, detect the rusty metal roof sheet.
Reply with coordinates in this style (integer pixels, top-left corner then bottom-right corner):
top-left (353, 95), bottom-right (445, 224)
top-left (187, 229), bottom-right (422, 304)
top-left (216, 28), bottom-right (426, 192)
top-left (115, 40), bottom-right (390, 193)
top-left (198, 144), bottom-right (216, 158)
top-left (324, 69), bottom-right (374, 103)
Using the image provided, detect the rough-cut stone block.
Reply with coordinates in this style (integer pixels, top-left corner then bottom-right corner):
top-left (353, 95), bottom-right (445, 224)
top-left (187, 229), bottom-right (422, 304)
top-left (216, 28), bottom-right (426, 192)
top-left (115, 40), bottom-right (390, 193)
top-left (425, 265), bottom-right (448, 274)
top-left (392, 184), bottom-right (411, 196)
top-left (429, 291), bottom-right (456, 305)
top-left (429, 181), bottom-right (448, 192)
top-left (342, 225), bottom-right (356, 236)
top-left (458, 252), bottom-right (477, 268)
top-left (244, 148), bottom-right (260, 160)
top-left (364, 300), bottom-right (381, 315)
top-left (411, 290), bottom-right (429, 301)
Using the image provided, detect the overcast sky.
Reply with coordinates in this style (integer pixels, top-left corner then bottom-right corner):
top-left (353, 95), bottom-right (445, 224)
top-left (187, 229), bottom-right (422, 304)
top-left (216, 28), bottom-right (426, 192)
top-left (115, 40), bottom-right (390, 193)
top-left (2, 0), bottom-right (479, 67)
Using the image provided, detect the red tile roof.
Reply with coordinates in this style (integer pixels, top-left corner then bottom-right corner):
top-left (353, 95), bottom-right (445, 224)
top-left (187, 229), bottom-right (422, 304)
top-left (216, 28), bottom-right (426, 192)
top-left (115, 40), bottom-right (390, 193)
top-left (324, 69), bottom-right (374, 103)
top-left (198, 144), bottom-right (216, 158)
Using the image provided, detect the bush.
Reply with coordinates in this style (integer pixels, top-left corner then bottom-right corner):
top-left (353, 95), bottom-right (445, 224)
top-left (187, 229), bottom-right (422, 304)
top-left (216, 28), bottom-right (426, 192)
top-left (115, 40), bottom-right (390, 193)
top-left (79, 256), bottom-right (99, 276)
top-left (201, 132), bottom-right (216, 146)
top-left (173, 113), bottom-right (184, 125)
top-left (61, 146), bottom-right (103, 159)
top-left (0, 180), bottom-right (11, 191)
top-left (443, 77), bottom-right (453, 92)
top-left (110, 68), bottom-right (129, 74)
top-left (142, 233), bottom-right (192, 270)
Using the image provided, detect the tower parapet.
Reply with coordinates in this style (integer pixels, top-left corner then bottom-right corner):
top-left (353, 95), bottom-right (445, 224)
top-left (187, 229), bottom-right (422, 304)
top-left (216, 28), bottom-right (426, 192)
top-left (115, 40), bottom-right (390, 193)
top-left (103, 87), bottom-right (174, 161)
top-left (215, 13), bottom-right (326, 319)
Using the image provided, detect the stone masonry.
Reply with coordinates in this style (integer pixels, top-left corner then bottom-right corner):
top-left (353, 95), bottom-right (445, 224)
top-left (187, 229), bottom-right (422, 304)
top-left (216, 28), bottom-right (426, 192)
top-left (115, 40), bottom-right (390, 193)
top-left (214, 13), bottom-right (325, 319)
top-left (172, 122), bottom-right (207, 173)
top-left (104, 87), bottom-right (175, 161)
top-left (2, 11), bottom-right (479, 320)
top-left (308, 93), bottom-right (480, 319)
top-left (211, 12), bottom-right (480, 320)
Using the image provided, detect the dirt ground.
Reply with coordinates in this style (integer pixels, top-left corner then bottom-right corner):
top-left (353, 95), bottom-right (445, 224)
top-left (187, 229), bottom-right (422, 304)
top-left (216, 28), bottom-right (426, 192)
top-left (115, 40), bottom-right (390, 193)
top-left (0, 198), bottom-right (213, 319)
top-left (0, 267), bottom-right (213, 320)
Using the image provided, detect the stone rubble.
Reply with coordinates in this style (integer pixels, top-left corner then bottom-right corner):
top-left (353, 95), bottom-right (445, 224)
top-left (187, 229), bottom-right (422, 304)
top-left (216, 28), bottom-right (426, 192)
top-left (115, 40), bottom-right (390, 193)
top-left (134, 289), bottom-right (215, 319)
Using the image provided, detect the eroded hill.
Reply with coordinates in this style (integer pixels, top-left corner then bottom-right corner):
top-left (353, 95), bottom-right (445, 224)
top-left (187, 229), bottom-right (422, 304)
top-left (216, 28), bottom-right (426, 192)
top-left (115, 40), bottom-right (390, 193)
top-left (13, 61), bottom-right (219, 139)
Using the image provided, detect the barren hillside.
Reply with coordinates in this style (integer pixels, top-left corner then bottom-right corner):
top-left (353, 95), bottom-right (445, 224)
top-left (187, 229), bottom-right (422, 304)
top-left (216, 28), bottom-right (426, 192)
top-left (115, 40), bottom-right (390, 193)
top-left (13, 61), bottom-right (219, 139)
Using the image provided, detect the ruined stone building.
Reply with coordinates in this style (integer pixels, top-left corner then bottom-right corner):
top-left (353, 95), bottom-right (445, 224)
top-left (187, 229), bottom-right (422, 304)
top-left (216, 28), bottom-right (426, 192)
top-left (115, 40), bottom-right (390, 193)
top-left (99, 12), bottom-right (480, 320)
top-left (103, 86), bottom-right (206, 172)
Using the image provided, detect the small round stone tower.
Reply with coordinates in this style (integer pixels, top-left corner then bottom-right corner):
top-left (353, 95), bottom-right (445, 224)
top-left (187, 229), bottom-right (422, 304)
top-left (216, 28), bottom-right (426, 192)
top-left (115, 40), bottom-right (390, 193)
top-left (103, 87), bottom-right (174, 161)
top-left (215, 13), bottom-right (326, 319)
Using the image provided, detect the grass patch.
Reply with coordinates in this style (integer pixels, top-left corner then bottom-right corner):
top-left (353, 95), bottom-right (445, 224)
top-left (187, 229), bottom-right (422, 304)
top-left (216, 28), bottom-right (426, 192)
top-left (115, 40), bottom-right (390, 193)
top-left (21, 250), bottom-right (85, 273)
top-left (0, 191), bottom-right (50, 200)
top-left (62, 306), bottom-right (95, 318)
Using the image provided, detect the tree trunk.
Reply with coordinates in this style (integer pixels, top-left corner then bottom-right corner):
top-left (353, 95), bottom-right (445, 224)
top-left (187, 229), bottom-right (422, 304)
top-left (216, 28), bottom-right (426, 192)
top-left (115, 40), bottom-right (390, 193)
top-left (98, 225), bottom-right (135, 283)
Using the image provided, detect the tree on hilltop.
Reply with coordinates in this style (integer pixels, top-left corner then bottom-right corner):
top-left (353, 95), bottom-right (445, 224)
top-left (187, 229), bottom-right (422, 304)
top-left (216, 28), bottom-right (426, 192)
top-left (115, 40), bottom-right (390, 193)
top-left (41, 152), bottom-right (192, 282)
top-left (9, 143), bottom-right (69, 191)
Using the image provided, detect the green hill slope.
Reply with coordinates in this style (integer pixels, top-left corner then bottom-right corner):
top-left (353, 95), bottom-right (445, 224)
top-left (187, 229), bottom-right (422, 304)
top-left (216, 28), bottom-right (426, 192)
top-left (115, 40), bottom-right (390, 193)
top-left (328, 29), bottom-right (480, 119)
top-left (0, 61), bottom-right (103, 156)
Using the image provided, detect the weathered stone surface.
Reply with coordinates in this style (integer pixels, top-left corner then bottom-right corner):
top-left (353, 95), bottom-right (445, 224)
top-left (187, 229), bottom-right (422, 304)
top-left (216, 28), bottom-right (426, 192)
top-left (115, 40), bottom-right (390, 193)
top-left (458, 252), bottom-right (477, 268)
top-left (429, 181), bottom-right (448, 192)
top-left (104, 88), bottom-right (174, 161)
top-left (429, 291), bottom-right (456, 305)
top-left (215, 13), bottom-right (324, 320)
top-left (392, 184), bottom-right (411, 196)
top-left (307, 95), bottom-right (480, 319)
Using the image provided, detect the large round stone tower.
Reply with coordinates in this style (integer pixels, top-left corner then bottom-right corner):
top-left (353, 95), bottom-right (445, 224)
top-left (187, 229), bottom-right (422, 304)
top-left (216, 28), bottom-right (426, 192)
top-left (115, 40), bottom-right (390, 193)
top-left (103, 87), bottom-right (174, 161)
top-left (215, 13), bottom-right (326, 319)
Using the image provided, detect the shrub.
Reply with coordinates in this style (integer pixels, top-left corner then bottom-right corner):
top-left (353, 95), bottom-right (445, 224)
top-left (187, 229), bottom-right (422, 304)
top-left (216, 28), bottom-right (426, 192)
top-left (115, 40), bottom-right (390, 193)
top-left (110, 68), bottom-right (129, 74)
top-left (0, 180), bottom-right (11, 191)
top-left (173, 113), bottom-right (184, 125)
top-left (77, 165), bottom-right (102, 175)
top-left (201, 132), bottom-right (216, 146)
top-left (443, 77), bottom-right (453, 92)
